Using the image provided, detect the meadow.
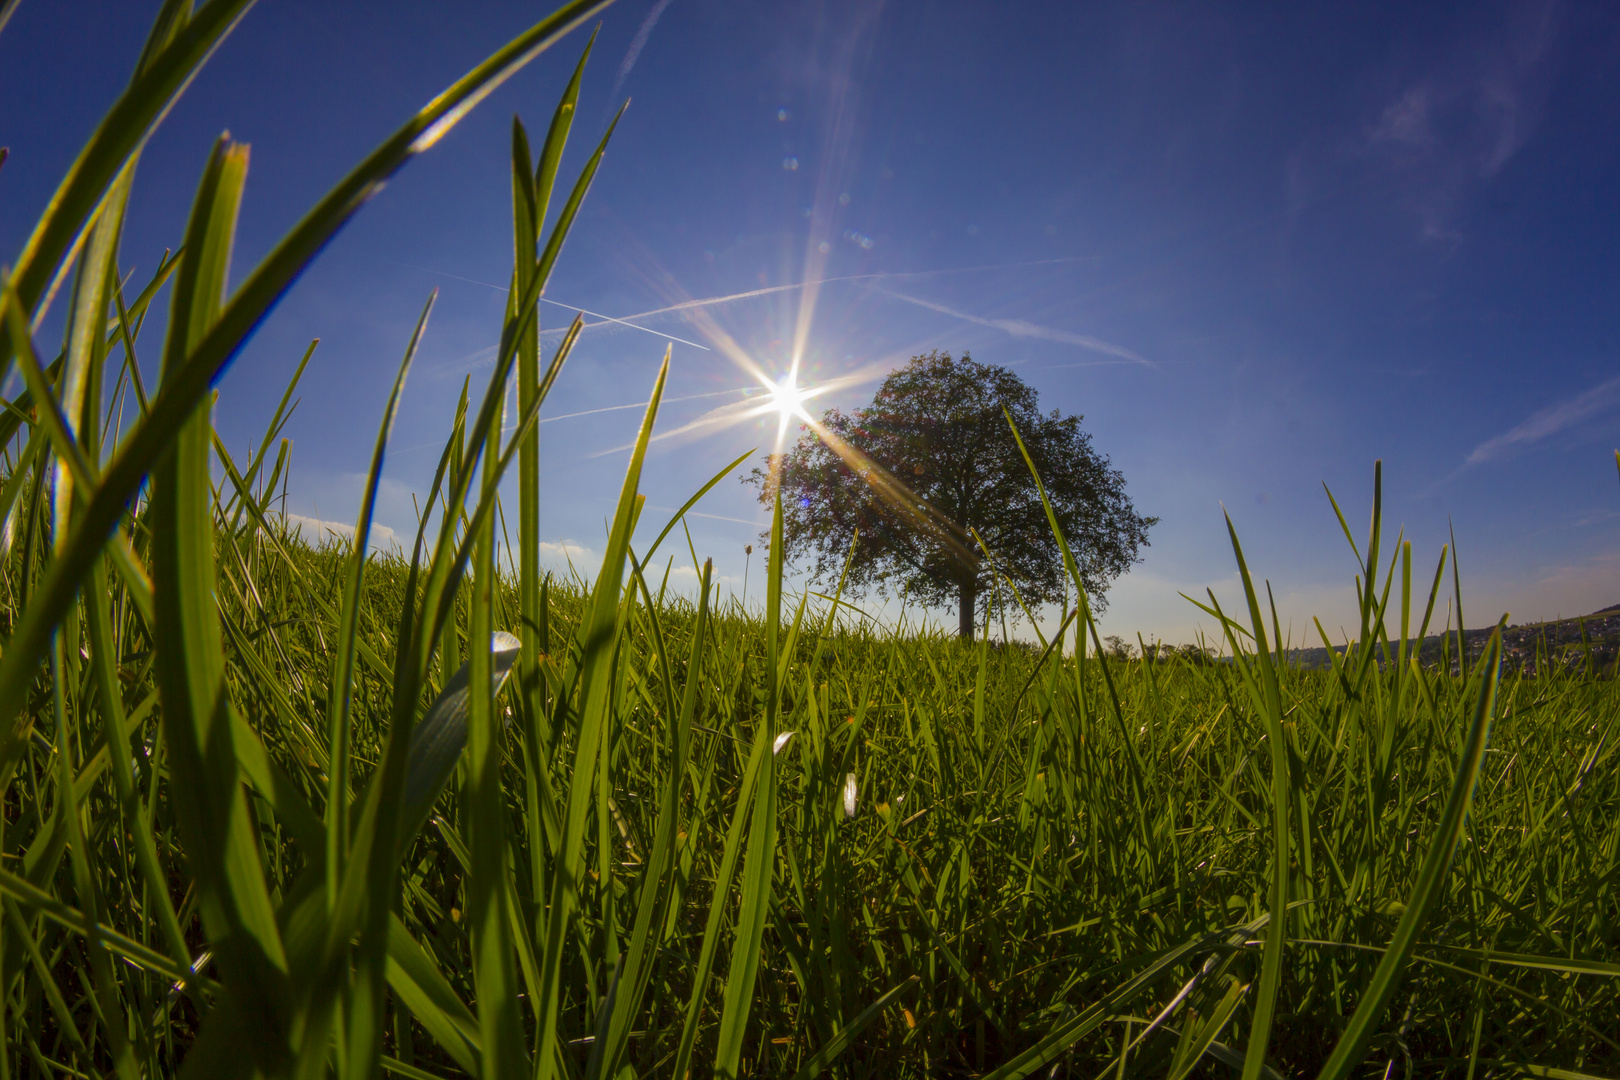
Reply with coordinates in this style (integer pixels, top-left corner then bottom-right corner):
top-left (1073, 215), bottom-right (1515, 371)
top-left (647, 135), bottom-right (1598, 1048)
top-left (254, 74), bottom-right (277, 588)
top-left (0, 2), bottom-right (1616, 1077)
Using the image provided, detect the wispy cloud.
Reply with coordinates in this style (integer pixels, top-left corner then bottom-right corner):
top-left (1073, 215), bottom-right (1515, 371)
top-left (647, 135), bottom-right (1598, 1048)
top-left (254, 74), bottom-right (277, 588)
top-left (869, 287), bottom-right (1152, 366)
top-left (1465, 375), bottom-right (1620, 466)
top-left (1361, 1), bottom-right (1563, 241)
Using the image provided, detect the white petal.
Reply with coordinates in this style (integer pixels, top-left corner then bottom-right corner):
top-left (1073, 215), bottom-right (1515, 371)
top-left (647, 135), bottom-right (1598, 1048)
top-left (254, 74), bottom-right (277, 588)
top-left (773, 730), bottom-right (795, 755)
top-left (842, 772), bottom-right (859, 819)
top-left (491, 631), bottom-right (521, 654)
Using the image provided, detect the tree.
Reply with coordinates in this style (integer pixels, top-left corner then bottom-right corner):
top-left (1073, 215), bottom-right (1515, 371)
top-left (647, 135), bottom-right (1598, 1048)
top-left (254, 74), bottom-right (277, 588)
top-left (747, 350), bottom-right (1155, 639)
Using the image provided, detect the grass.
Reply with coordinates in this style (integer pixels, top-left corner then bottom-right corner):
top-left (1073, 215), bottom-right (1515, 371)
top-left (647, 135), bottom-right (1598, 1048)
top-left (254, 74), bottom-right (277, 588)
top-left (0, 2), bottom-right (1616, 1077)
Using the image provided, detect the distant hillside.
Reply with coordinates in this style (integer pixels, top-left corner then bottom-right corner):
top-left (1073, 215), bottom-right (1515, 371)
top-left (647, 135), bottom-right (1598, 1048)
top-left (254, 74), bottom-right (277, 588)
top-left (1280, 605), bottom-right (1620, 674)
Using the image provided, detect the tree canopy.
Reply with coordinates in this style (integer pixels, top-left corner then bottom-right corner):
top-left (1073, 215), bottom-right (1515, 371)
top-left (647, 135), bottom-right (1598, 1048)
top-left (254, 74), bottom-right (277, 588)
top-left (748, 350), bottom-right (1155, 638)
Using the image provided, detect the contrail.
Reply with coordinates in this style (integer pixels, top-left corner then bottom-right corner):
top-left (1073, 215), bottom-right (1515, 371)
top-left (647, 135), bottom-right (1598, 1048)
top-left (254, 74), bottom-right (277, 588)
top-left (539, 386), bottom-right (751, 425)
top-left (398, 264), bottom-right (711, 351)
top-left (602, 258), bottom-right (1095, 324)
top-left (614, 0), bottom-right (677, 99)
top-left (868, 287), bottom-right (1152, 366)
top-left (538, 297), bottom-right (710, 351)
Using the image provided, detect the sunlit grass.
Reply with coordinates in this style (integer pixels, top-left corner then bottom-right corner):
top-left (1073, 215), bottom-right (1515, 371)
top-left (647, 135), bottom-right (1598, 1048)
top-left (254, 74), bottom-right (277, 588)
top-left (0, 2), bottom-right (1615, 1078)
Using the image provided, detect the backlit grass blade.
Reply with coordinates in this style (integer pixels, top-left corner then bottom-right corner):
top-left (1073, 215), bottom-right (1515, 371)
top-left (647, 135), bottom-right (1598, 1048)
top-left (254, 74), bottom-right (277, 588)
top-left (1315, 626), bottom-right (1506, 1080)
top-left (533, 351), bottom-right (669, 1080)
top-left (0, 0), bottom-right (615, 779)
top-left (465, 354), bottom-right (529, 1079)
top-left (327, 290), bottom-right (433, 907)
top-left (585, 558), bottom-right (712, 1080)
top-left (671, 715), bottom-right (773, 1080)
top-left (4, 0), bottom-right (252, 338)
top-left (1214, 512), bottom-right (1291, 1080)
top-left (399, 634), bottom-right (523, 846)
top-left (712, 488), bottom-right (785, 1079)
top-left (148, 135), bottom-right (293, 1077)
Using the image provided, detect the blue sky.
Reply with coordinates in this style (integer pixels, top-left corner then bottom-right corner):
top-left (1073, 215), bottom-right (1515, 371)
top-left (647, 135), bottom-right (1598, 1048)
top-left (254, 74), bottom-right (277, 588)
top-left (3, 0), bottom-right (1618, 644)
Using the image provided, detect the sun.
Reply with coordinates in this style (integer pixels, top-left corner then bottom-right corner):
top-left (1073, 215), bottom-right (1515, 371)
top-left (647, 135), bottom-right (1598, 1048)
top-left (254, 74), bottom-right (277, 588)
top-left (766, 371), bottom-right (809, 421)
top-left (755, 363), bottom-right (821, 450)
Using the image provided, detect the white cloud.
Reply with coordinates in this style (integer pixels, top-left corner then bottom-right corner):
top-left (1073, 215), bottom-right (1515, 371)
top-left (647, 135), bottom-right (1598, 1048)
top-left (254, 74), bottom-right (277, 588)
top-left (286, 513), bottom-right (399, 550)
top-left (539, 540), bottom-right (599, 575)
top-left (1361, 1), bottom-right (1563, 240)
top-left (1465, 375), bottom-right (1620, 466)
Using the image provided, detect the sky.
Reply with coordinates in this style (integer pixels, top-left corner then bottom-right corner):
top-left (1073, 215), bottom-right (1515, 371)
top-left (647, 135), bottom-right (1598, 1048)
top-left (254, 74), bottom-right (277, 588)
top-left (3, 0), bottom-right (1619, 646)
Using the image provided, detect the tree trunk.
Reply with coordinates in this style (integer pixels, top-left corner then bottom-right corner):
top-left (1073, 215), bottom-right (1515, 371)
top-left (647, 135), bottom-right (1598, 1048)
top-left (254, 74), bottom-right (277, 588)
top-left (958, 580), bottom-right (976, 641)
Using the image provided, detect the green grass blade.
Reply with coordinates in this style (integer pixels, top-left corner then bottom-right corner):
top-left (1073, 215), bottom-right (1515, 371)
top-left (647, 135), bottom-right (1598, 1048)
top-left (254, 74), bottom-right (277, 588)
top-left (789, 976), bottom-right (919, 1080)
top-left (1215, 513), bottom-right (1291, 1080)
top-left (642, 447), bottom-right (754, 564)
top-left (533, 351), bottom-right (669, 1080)
top-left (465, 357), bottom-right (529, 1078)
top-left (1315, 627), bottom-right (1505, 1080)
top-left (0, 0), bottom-right (614, 777)
top-left (671, 719), bottom-right (772, 1080)
top-left (4, 0), bottom-right (253, 336)
top-left (327, 290), bottom-right (432, 907)
top-left (712, 489), bottom-right (785, 1079)
top-left (147, 135), bottom-right (293, 1077)
top-left (586, 558), bottom-right (712, 1080)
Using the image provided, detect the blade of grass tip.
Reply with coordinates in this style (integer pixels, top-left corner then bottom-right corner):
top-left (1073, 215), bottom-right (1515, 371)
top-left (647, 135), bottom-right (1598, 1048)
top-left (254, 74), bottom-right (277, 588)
top-left (1360, 461), bottom-right (1383, 645)
top-left (341, 351), bottom-right (567, 1074)
top-left (533, 27), bottom-right (596, 225)
top-left (464, 364), bottom-right (529, 1079)
top-left (5, 0), bottom-right (253, 337)
top-left (227, 336), bottom-right (317, 528)
top-left (1321, 481), bottom-right (1366, 580)
top-left (324, 294), bottom-right (433, 1079)
top-left (642, 447), bottom-right (755, 565)
top-left (1315, 625), bottom-right (1506, 1080)
top-left (328, 291), bottom-right (432, 910)
top-left (265, 234), bottom-right (583, 1069)
top-left (149, 136), bottom-right (293, 1079)
top-left (712, 488), bottom-right (786, 1080)
top-left (1000, 413), bottom-right (1144, 786)
top-left (0, 0), bottom-right (615, 778)
top-left (56, 159), bottom-right (135, 533)
top-left (534, 99), bottom-right (625, 295)
top-left (1218, 511), bottom-right (1290, 1080)
top-left (533, 351), bottom-right (669, 1080)
top-left (1449, 519), bottom-right (1467, 681)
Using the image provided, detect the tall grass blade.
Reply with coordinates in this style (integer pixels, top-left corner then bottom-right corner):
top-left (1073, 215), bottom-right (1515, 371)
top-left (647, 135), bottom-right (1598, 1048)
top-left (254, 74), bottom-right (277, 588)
top-left (533, 351), bottom-right (669, 1080)
top-left (711, 489), bottom-right (786, 1078)
top-left (148, 135), bottom-right (293, 1076)
top-left (1315, 627), bottom-right (1506, 1080)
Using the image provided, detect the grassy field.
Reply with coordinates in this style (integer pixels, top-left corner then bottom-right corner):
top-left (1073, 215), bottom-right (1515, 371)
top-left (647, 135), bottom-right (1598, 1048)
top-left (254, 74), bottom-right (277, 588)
top-left (0, 2), bottom-right (1616, 1077)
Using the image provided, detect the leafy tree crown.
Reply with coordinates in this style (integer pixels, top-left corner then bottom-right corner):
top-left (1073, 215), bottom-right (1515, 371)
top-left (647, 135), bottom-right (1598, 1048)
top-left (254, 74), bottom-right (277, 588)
top-left (747, 350), bottom-right (1155, 624)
